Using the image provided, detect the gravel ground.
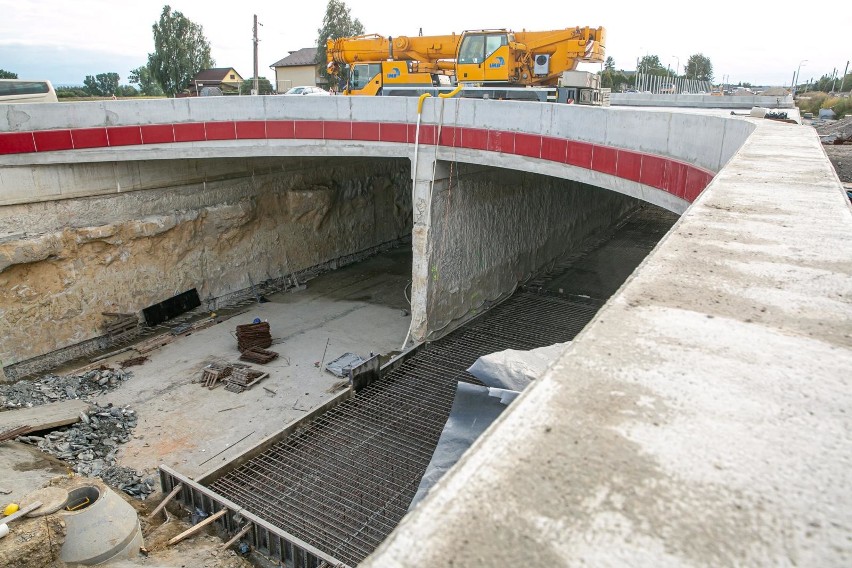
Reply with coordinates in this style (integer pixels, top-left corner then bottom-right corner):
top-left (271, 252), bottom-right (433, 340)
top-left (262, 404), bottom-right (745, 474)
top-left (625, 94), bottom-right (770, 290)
top-left (811, 116), bottom-right (852, 184)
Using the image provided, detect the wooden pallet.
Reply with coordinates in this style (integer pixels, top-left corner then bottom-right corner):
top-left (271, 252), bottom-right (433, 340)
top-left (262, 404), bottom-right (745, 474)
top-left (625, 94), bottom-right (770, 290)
top-left (224, 368), bottom-right (269, 393)
top-left (239, 346), bottom-right (279, 364)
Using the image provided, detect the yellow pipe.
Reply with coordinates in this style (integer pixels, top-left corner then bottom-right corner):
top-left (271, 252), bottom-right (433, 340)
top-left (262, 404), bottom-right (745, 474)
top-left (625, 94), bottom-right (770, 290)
top-left (438, 84), bottom-right (464, 99)
top-left (417, 92), bottom-right (431, 115)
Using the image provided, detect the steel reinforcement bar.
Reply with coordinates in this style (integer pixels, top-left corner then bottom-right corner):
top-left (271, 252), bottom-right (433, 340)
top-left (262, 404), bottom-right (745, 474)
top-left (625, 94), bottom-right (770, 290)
top-left (158, 464), bottom-right (350, 568)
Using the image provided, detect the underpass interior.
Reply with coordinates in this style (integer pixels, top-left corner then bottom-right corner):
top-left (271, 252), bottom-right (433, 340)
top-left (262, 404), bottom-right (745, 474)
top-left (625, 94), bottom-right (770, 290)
top-left (200, 206), bottom-right (678, 567)
top-left (3, 144), bottom-right (675, 567)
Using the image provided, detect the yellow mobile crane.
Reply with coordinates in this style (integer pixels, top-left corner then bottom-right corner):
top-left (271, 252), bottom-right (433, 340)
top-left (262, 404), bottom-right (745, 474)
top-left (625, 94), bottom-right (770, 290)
top-left (326, 26), bottom-right (606, 101)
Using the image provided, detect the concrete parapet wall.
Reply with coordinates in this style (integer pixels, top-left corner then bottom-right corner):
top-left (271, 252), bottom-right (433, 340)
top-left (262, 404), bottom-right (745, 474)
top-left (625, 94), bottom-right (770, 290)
top-left (0, 97), bottom-right (753, 210)
top-left (611, 93), bottom-right (795, 108)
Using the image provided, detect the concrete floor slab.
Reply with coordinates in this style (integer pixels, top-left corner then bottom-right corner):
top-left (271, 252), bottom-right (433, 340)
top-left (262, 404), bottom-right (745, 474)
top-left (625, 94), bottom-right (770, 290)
top-left (97, 248), bottom-right (412, 479)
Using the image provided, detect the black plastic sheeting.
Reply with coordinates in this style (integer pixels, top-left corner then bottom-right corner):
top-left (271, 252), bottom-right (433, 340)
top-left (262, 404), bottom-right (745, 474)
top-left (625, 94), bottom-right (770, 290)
top-left (142, 288), bottom-right (200, 326)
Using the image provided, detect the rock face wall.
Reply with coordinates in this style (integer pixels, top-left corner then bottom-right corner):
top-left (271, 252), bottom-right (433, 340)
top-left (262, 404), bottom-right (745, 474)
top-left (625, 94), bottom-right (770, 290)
top-left (423, 164), bottom-right (638, 339)
top-left (0, 157), bottom-right (411, 374)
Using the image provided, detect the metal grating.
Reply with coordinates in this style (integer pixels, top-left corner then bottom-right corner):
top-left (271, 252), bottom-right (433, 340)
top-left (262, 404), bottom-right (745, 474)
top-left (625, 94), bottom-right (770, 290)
top-left (209, 206), bottom-right (677, 566)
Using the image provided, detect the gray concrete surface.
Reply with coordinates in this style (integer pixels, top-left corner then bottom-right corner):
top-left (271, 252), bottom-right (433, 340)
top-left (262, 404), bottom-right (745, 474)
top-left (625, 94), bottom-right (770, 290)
top-left (611, 93), bottom-right (795, 109)
top-left (96, 247), bottom-right (412, 480)
top-left (408, 159), bottom-right (637, 342)
top-left (365, 117), bottom-right (852, 563)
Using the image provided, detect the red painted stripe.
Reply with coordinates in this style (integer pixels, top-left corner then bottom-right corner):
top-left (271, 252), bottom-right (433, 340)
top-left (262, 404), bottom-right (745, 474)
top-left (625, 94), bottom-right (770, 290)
top-left (141, 124), bottom-right (175, 144)
top-left (0, 132), bottom-right (36, 154)
top-left (71, 128), bottom-right (108, 149)
top-left (639, 155), bottom-right (667, 189)
top-left (33, 130), bottom-right (73, 152)
top-left (418, 124), bottom-right (436, 145)
top-left (351, 121), bottom-right (379, 141)
top-left (205, 121), bottom-right (236, 141)
top-left (380, 122), bottom-right (408, 143)
top-left (592, 145), bottom-right (618, 176)
top-left (294, 120), bottom-right (323, 139)
top-left (566, 141), bottom-right (593, 168)
top-left (461, 128), bottom-right (488, 151)
top-left (324, 120), bottom-right (352, 140)
top-left (266, 120), bottom-right (294, 139)
top-left (173, 122), bottom-right (206, 142)
top-left (236, 121), bottom-right (266, 139)
top-left (487, 130), bottom-right (513, 153)
top-left (107, 126), bottom-right (142, 147)
top-left (616, 150), bottom-right (643, 183)
top-left (439, 126), bottom-right (460, 147)
top-left (2, 121), bottom-right (717, 202)
top-left (541, 136), bottom-right (567, 163)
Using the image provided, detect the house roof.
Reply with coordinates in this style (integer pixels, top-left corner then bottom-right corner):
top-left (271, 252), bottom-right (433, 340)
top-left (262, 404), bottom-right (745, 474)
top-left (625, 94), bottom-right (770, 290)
top-left (271, 48), bottom-right (318, 68)
top-left (193, 68), bottom-right (242, 82)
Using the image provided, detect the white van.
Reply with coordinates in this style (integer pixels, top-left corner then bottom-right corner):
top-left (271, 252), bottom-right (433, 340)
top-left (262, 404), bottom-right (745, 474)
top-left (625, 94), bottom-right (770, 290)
top-left (0, 79), bottom-right (58, 103)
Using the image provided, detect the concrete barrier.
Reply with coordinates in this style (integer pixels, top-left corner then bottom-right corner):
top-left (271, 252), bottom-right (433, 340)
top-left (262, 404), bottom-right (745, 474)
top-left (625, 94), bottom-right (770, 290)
top-left (611, 92), bottom-right (795, 109)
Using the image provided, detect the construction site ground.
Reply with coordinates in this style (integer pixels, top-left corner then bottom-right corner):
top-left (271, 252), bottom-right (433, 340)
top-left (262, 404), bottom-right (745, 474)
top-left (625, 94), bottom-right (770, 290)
top-left (1, 247), bottom-right (412, 536)
top-left (811, 116), bottom-right (852, 185)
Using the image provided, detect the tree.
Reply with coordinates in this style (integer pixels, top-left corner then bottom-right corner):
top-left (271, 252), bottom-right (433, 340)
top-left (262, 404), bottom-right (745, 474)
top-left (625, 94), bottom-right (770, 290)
top-left (638, 55), bottom-right (668, 76)
top-left (239, 77), bottom-right (275, 95)
top-left (116, 85), bottom-right (140, 97)
top-left (148, 5), bottom-right (214, 96)
top-left (316, 0), bottom-right (364, 84)
top-left (83, 72), bottom-right (120, 96)
top-left (0, 69), bottom-right (17, 79)
top-left (129, 66), bottom-right (164, 96)
top-left (685, 53), bottom-right (713, 81)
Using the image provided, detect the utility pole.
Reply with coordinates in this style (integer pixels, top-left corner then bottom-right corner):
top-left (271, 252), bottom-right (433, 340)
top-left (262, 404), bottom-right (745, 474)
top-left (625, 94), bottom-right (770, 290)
top-left (252, 15), bottom-right (262, 95)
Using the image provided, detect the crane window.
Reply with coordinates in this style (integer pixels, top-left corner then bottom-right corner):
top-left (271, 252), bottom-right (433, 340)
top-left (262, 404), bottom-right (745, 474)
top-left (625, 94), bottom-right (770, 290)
top-left (350, 63), bottom-right (382, 90)
top-left (459, 34), bottom-right (507, 64)
top-left (485, 34), bottom-right (507, 59)
top-left (459, 35), bottom-right (485, 64)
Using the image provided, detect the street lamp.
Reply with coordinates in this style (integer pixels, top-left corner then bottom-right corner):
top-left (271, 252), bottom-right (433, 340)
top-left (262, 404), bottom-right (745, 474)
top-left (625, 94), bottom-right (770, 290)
top-left (794, 59), bottom-right (807, 95)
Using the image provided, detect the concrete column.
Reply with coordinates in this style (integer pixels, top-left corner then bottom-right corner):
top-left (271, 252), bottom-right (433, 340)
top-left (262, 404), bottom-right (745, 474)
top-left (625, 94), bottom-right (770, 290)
top-left (408, 154), bottom-right (451, 343)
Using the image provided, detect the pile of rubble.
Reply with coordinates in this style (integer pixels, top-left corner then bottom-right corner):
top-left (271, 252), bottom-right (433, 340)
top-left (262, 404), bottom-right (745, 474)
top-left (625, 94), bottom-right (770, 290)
top-left (0, 368), bottom-right (132, 410)
top-left (15, 403), bottom-right (156, 499)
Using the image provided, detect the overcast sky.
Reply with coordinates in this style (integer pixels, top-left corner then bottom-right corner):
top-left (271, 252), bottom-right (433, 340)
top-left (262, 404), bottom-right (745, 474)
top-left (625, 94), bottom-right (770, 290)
top-left (1, 0), bottom-right (848, 87)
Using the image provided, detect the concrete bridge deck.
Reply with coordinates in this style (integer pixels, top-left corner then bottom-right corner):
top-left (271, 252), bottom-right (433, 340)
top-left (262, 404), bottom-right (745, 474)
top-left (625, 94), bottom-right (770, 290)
top-left (366, 110), bottom-right (852, 566)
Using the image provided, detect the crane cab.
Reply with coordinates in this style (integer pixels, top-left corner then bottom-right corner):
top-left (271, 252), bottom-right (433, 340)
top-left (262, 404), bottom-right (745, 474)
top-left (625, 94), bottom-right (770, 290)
top-left (456, 31), bottom-right (514, 84)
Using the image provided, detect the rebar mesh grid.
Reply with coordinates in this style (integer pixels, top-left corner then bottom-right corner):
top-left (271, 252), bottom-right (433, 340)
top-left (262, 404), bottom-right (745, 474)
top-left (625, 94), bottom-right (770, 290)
top-left (210, 207), bottom-right (677, 566)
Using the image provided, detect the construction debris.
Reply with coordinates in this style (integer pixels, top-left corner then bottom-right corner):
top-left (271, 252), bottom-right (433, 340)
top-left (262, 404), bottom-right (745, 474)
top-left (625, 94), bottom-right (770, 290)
top-left (238, 346), bottom-right (279, 364)
top-left (235, 322), bottom-right (272, 351)
top-left (324, 352), bottom-right (365, 377)
top-left (200, 362), bottom-right (250, 389)
top-left (0, 368), bottom-right (132, 410)
top-left (224, 368), bottom-right (268, 393)
top-left (102, 312), bottom-right (139, 340)
top-left (14, 403), bottom-right (156, 499)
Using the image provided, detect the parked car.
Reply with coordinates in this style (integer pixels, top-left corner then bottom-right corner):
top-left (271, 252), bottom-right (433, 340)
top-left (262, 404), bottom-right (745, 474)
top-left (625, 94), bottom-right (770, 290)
top-left (283, 86), bottom-right (330, 96)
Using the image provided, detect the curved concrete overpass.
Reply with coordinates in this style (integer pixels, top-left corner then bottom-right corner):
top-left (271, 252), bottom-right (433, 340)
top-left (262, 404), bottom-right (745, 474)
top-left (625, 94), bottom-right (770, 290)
top-left (0, 97), bottom-right (749, 213)
top-left (3, 96), bottom-right (849, 566)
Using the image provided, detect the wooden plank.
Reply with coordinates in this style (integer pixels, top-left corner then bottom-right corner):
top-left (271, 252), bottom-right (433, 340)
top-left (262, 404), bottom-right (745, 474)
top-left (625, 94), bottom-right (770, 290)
top-left (221, 523), bottom-right (253, 550)
top-left (0, 400), bottom-right (89, 433)
top-left (0, 501), bottom-right (42, 525)
top-left (147, 483), bottom-right (183, 520)
top-left (167, 508), bottom-right (227, 546)
top-left (148, 484), bottom-right (182, 517)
